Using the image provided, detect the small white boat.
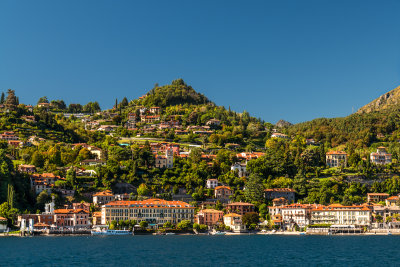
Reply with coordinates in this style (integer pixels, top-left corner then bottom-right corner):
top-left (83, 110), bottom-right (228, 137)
top-left (212, 231), bottom-right (226, 235)
top-left (165, 232), bottom-right (176, 235)
top-left (91, 229), bottom-right (131, 235)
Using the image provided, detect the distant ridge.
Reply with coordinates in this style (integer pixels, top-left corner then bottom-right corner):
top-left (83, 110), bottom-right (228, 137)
top-left (357, 85), bottom-right (400, 114)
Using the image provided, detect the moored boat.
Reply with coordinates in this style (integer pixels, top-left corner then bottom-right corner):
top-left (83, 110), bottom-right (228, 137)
top-left (91, 229), bottom-right (131, 235)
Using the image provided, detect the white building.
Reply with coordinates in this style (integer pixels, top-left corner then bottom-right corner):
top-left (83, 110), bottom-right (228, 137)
top-left (280, 204), bottom-right (316, 229)
top-left (223, 213), bottom-right (246, 233)
top-left (93, 190), bottom-right (115, 205)
top-left (310, 204), bottom-right (371, 226)
top-left (231, 162), bottom-right (248, 177)
top-left (0, 217), bottom-right (7, 232)
top-left (271, 133), bottom-right (290, 139)
top-left (326, 151), bottom-right (347, 168)
top-left (206, 179), bottom-right (219, 189)
top-left (370, 147), bottom-right (392, 165)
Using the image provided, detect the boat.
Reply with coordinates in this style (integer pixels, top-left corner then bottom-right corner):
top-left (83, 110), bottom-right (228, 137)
top-left (212, 231), bottom-right (226, 235)
top-left (165, 232), bottom-right (176, 235)
top-left (91, 229), bottom-right (132, 235)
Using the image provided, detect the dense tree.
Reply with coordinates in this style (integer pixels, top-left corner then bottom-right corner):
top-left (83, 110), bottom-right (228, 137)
top-left (242, 212), bottom-right (260, 227)
top-left (37, 96), bottom-right (49, 104)
top-left (244, 174), bottom-right (264, 203)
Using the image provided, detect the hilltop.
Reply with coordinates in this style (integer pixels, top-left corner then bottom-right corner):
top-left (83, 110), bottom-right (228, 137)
top-left (357, 85), bottom-right (400, 114)
top-left (136, 79), bottom-right (213, 108)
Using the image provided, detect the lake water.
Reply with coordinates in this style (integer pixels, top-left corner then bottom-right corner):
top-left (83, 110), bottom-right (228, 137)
top-left (1, 235), bottom-right (400, 266)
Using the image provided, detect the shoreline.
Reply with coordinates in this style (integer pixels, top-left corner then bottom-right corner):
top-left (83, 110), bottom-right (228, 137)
top-left (1, 231), bottom-right (399, 237)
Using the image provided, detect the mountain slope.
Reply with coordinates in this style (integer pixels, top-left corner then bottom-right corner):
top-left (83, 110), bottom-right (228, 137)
top-left (357, 85), bottom-right (400, 114)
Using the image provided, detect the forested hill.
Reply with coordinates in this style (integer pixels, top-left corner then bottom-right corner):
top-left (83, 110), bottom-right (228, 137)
top-left (136, 79), bottom-right (213, 108)
top-left (288, 84), bottom-right (400, 148)
top-left (288, 105), bottom-right (400, 148)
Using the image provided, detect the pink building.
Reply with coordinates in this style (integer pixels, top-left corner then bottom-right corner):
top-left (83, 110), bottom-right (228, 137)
top-left (54, 209), bottom-right (90, 228)
top-left (195, 209), bottom-right (224, 227)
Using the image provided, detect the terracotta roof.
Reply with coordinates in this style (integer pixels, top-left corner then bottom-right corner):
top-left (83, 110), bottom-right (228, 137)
top-left (93, 190), bottom-right (114, 196)
top-left (54, 209), bottom-right (88, 214)
top-left (326, 151), bottom-right (347, 155)
top-left (104, 198), bottom-right (194, 209)
top-left (0, 216), bottom-right (7, 221)
top-left (312, 205), bottom-right (371, 212)
top-left (215, 186), bottom-right (232, 190)
top-left (199, 209), bottom-right (224, 214)
top-left (223, 213), bottom-right (241, 218)
top-left (367, 193), bottom-right (389, 196)
top-left (34, 222), bottom-right (50, 227)
top-left (227, 202), bottom-right (254, 206)
top-left (264, 188), bottom-right (295, 192)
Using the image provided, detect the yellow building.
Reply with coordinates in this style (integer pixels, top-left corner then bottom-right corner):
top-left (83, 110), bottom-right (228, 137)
top-left (101, 198), bottom-right (195, 226)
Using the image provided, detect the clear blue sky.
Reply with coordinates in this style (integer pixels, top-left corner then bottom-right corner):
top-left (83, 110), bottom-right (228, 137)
top-left (1, 0), bottom-right (400, 123)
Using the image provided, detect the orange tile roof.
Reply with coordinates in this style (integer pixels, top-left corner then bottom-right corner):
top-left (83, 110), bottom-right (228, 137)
top-left (104, 198), bottom-right (194, 209)
top-left (93, 190), bottom-right (114, 196)
top-left (223, 213), bottom-right (241, 217)
top-left (227, 202), bottom-right (254, 206)
top-left (326, 151), bottom-right (347, 155)
top-left (0, 216), bottom-right (7, 220)
top-left (199, 209), bottom-right (224, 213)
top-left (312, 204), bottom-right (371, 211)
top-left (215, 186), bottom-right (232, 190)
top-left (264, 188), bottom-right (295, 192)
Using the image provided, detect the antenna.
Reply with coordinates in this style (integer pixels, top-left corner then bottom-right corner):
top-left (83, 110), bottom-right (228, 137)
top-left (352, 107), bottom-right (354, 113)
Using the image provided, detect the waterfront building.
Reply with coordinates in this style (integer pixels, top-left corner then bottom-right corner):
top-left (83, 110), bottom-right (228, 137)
top-left (54, 209), bottom-right (90, 229)
top-left (280, 203), bottom-right (316, 229)
top-left (310, 204), bottom-right (371, 226)
top-left (264, 188), bottom-right (295, 202)
top-left (101, 199), bottom-right (195, 226)
top-left (17, 214), bottom-right (55, 228)
top-left (92, 212), bottom-right (102, 226)
top-left (268, 197), bottom-right (289, 217)
top-left (367, 193), bottom-right (389, 203)
top-left (372, 205), bottom-right (400, 224)
top-left (326, 151), bottom-right (347, 168)
top-left (195, 209), bottom-right (224, 227)
top-left (223, 213), bottom-right (246, 233)
top-left (227, 202), bottom-right (255, 215)
top-left (0, 217), bottom-right (7, 232)
top-left (370, 147), bottom-right (392, 165)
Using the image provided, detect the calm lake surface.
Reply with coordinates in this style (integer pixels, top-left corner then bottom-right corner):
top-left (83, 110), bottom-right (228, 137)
top-left (1, 235), bottom-right (400, 266)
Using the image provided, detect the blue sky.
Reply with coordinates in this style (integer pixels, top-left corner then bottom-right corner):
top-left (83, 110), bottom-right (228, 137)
top-left (1, 0), bottom-right (400, 123)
